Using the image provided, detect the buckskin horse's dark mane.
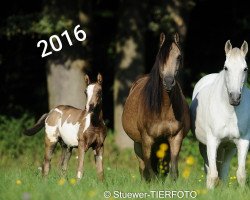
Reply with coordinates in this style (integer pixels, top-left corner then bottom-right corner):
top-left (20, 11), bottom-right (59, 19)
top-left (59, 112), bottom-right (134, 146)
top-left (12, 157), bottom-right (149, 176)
top-left (143, 35), bottom-right (181, 115)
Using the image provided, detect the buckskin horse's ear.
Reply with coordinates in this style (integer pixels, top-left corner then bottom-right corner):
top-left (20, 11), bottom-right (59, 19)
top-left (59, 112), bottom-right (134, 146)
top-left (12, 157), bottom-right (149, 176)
top-left (225, 40), bottom-right (232, 55)
top-left (85, 74), bottom-right (90, 85)
top-left (97, 73), bottom-right (103, 85)
top-left (241, 41), bottom-right (248, 56)
top-left (174, 33), bottom-right (180, 44)
top-left (159, 32), bottom-right (165, 47)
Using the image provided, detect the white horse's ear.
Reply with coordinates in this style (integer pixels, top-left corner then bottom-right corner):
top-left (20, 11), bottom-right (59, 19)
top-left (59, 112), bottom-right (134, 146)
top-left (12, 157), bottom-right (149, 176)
top-left (225, 40), bottom-right (232, 55)
top-left (84, 74), bottom-right (90, 85)
top-left (97, 73), bottom-right (103, 85)
top-left (241, 41), bottom-right (248, 56)
top-left (159, 32), bottom-right (165, 47)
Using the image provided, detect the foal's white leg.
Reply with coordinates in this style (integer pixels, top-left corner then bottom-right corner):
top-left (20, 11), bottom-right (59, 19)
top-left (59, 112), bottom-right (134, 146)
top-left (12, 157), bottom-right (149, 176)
top-left (235, 139), bottom-right (249, 186)
top-left (206, 134), bottom-right (220, 189)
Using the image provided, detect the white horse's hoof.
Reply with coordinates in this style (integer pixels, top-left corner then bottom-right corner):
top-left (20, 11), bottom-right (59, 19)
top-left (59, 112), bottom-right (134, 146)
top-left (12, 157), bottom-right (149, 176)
top-left (207, 176), bottom-right (219, 189)
top-left (236, 170), bottom-right (246, 186)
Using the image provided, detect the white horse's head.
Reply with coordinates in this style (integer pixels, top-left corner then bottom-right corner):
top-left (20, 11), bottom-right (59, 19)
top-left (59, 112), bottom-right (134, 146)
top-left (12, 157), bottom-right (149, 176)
top-left (224, 40), bottom-right (248, 106)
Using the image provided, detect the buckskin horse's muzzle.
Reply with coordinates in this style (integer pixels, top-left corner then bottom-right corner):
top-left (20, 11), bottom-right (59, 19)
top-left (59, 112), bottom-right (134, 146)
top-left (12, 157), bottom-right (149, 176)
top-left (163, 76), bottom-right (176, 91)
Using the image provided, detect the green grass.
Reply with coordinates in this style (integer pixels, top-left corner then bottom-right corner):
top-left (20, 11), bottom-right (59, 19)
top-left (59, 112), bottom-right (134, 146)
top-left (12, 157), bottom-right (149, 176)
top-left (0, 133), bottom-right (250, 200)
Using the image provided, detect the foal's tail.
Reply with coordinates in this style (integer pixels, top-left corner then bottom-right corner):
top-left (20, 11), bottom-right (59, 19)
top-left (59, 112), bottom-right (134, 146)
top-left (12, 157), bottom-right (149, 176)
top-left (24, 113), bottom-right (48, 136)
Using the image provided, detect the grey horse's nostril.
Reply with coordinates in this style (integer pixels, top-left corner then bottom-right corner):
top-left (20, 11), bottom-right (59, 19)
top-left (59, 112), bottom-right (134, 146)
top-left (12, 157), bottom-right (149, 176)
top-left (229, 92), bottom-right (241, 105)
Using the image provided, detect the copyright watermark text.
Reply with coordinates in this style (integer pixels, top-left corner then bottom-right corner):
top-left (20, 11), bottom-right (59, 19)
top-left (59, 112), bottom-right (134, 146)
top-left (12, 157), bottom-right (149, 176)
top-left (104, 190), bottom-right (197, 199)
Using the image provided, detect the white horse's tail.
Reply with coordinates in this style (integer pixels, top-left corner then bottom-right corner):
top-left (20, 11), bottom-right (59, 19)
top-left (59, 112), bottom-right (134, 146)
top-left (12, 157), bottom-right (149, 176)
top-left (24, 113), bottom-right (48, 136)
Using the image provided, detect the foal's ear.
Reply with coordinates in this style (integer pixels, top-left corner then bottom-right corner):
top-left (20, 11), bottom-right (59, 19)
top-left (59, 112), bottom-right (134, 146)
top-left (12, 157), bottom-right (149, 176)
top-left (84, 74), bottom-right (90, 85)
top-left (225, 40), bottom-right (232, 55)
top-left (241, 41), bottom-right (248, 56)
top-left (174, 33), bottom-right (180, 44)
top-left (159, 32), bottom-right (165, 47)
top-left (97, 73), bottom-right (103, 85)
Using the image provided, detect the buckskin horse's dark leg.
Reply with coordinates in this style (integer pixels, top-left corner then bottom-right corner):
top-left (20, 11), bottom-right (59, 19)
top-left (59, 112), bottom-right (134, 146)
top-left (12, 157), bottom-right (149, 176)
top-left (134, 142), bottom-right (145, 180)
top-left (168, 130), bottom-right (184, 181)
top-left (141, 133), bottom-right (155, 181)
top-left (94, 146), bottom-right (104, 181)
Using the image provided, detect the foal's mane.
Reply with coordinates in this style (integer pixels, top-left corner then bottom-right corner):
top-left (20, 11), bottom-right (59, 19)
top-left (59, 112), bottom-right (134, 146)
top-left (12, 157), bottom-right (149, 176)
top-left (142, 35), bottom-right (181, 115)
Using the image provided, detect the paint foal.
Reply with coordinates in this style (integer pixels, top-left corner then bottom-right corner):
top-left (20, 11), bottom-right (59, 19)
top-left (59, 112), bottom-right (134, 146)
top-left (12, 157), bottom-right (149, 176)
top-left (191, 41), bottom-right (249, 189)
top-left (24, 74), bottom-right (106, 181)
top-left (122, 33), bottom-right (190, 181)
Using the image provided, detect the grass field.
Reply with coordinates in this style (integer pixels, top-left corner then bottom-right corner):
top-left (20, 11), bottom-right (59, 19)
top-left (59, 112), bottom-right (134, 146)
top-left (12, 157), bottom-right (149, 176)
top-left (0, 130), bottom-right (250, 200)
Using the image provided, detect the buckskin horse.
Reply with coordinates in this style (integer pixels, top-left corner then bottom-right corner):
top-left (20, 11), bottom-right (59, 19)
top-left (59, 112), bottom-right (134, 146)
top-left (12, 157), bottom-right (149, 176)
top-left (122, 33), bottom-right (190, 181)
top-left (24, 74), bottom-right (107, 181)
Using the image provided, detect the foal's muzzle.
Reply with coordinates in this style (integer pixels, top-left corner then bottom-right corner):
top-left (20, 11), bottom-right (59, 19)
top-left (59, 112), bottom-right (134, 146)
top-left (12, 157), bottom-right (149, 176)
top-left (229, 92), bottom-right (241, 106)
top-left (163, 76), bottom-right (176, 92)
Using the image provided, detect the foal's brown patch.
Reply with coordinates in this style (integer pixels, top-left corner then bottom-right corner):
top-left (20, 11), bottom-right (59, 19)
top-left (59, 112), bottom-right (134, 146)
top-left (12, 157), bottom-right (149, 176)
top-left (46, 111), bottom-right (61, 126)
top-left (57, 105), bottom-right (84, 125)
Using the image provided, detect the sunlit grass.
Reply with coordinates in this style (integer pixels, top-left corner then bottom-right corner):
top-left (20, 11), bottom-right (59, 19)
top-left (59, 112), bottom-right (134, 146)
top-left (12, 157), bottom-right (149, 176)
top-left (0, 133), bottom-right (249, 200)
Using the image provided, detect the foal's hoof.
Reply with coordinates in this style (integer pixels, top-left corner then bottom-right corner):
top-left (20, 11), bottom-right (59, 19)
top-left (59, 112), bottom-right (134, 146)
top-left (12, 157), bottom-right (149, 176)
top-left (206, 176), bottom-right (219, 189)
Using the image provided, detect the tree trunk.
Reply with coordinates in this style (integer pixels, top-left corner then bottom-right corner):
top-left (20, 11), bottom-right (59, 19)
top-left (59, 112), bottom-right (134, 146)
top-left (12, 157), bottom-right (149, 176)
top-left (114, 1), bottom-right (146, 148)
top-left (47, 59), bottom-right (87, 109)
top-left (45, 0), bottom-right (92, 110)
top-left (166, 0), bottom-right (195, 43)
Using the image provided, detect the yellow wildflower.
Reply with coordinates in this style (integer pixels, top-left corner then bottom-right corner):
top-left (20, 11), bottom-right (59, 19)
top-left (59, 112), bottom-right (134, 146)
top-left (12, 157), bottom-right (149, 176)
top-left (58, 178), bottom-right (66, 186)
top-left (88, 190), bottom-right (96, 198)
top-left (156, 149), bottom-right (165, 159)
top-left (159, 143), bottom-right (168, 151)
top-left (16, 179), bottom-right (22, 185)
top-left (200, 189), bottom-right (208, 194)
top-left (182, 167), bottom-right (191, 179)
top-left (186, 156), bottom-right (195, 165)
top-left (69, 178), bottom-right (77, 185)
top-left (196, 189), bottom-right (207, 195)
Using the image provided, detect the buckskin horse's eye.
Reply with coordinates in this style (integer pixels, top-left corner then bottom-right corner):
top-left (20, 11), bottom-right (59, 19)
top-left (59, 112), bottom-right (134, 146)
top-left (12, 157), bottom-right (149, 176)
top-left (224, 66), bottom-right (228, 71)
top-left (177, 55), bottom-right (182, 61)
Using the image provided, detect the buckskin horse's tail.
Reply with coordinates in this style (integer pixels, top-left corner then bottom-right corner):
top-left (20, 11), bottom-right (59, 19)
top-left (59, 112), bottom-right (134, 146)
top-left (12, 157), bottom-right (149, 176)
top-left (24, 113), bottom-right (48, 136)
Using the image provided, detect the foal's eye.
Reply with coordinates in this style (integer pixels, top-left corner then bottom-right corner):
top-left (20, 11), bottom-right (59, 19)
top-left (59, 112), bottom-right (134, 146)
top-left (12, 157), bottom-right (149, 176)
top-left (224, 66), bottom-right (228, 71)
top-left (244, 67), bottom-right (248, 72)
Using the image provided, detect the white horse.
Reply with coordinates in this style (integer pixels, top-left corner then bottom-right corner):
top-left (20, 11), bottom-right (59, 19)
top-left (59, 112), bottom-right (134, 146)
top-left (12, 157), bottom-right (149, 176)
top-left (190, 40), bottom-right (249, 189)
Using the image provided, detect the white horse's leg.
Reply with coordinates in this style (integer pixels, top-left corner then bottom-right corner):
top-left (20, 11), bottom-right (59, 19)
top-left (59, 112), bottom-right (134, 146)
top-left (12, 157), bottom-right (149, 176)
top-left (235, 139), bottom-right (249, 186)
top-left (218, 147), bottom-right (236, 181)
top-left (206, 134), bottom-right (220, 189)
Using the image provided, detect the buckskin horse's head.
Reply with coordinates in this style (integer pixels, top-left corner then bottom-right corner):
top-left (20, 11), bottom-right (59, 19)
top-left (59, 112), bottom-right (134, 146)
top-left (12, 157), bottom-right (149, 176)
top-left (158, 33), bottom-right (182, 92)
